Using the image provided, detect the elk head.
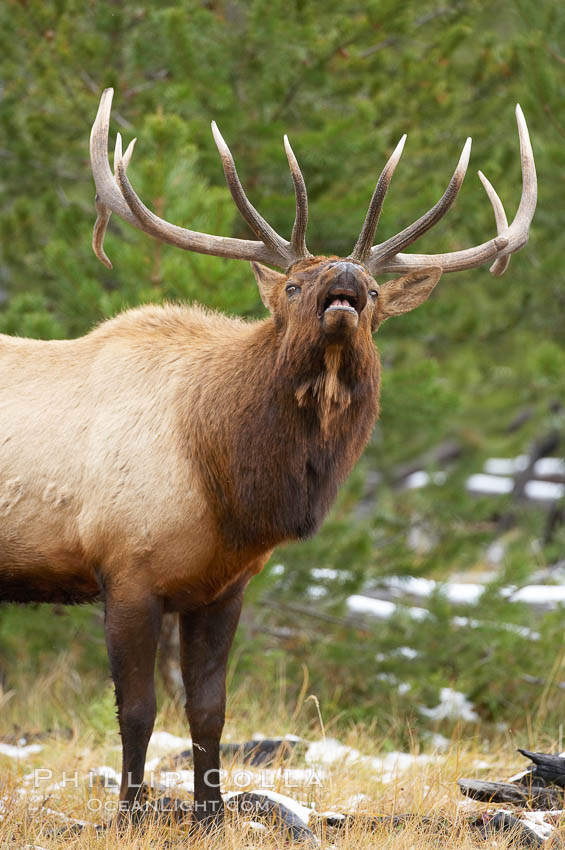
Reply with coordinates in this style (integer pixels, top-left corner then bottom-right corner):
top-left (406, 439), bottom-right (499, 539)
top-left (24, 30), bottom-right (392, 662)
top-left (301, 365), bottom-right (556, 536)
top-left (90, 90), bottom-right (536, 342)
top-left (250, 257), bottom-right (442, 348)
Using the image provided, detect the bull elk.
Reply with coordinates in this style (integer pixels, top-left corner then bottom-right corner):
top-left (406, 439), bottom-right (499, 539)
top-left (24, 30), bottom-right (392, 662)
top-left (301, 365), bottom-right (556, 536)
top-left (0, 89), bottom-right (536, 827)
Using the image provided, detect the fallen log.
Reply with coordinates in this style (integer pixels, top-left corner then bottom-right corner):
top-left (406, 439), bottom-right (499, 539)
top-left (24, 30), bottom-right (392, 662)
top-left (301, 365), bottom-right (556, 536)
top-left (457, 778), bottom-right (562, 809)
top-left (163, 736), bottom-right (304, 769)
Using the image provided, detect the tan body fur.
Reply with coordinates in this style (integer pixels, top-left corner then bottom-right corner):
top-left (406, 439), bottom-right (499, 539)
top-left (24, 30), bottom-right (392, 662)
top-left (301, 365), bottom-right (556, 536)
top-left (0, 306), bottom-right (270, 609)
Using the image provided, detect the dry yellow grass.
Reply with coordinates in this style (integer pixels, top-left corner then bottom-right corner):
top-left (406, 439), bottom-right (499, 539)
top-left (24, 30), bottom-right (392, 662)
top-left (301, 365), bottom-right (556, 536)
top-left (0, 668), bottom-right (562, 848)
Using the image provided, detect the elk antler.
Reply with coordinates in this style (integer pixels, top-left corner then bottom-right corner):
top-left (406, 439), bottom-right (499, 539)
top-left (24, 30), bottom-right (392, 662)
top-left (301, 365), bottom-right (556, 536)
top-left (91, 91), bottom-right (536, 278)
top-left (90, 88), bottom-right (311, 270)
top-left (352, 105), bottom-right (536, 276)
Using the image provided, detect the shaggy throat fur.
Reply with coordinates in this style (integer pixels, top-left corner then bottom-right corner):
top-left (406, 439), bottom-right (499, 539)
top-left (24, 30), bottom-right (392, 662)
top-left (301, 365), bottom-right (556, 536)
top-left (295, 346), bottom-right (351, 438)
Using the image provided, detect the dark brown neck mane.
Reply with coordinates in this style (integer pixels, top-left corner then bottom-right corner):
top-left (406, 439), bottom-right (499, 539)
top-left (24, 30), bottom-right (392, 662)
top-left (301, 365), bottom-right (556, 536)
top-left (191, 318), bottom-right (380, 553)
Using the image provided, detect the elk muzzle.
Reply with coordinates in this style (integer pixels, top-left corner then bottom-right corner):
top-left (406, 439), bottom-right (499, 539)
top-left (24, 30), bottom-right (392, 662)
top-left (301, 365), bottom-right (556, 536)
top-left (317, 261), bottom-right (368, 337)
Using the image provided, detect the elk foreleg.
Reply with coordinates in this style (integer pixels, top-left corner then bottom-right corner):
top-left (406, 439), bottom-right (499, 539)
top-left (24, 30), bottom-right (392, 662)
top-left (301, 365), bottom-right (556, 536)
top-left (104, 590), bottom-right (163, 821)
top-left (179, 583), bottom-right (245, 829)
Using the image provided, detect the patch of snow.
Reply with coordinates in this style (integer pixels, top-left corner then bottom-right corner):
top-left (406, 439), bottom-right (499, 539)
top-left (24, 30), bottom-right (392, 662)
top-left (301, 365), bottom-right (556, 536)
top-left (306, 739), bottom-right (432, 785)
top-left (452, 615), bottom-right (540, 640)
top-left (404, 470), bottom-right (447, 490)
top-left (404, 471), bottom-right (430, 489)
top-left (404, 606), bottom-right (430, 622)
top-left (534, 457), bottom-right (565, 478)
top-left (147, 731), bottom-right (192, 755)
top-left (524, 480), bottom-right (565, 502)
top-left (420, 688), bottom-right (478, 722)
top-left (386, 576), bottom-right (435, 597)
top-left (245, 820), bottom-right (268, 831)
top-left (347, 596), bottom-right (396, 618)
top-left (398, 682), bottom-right (412, 695)
top-left (445, 584), bottom-right (484, 604)
top-left (305, 739), bottom-right (361, 767)
top-left (508, 585), bottom-right (565, 607)
top-left (0, 742), bottom-right (42, 759)
top-left (225, 789), bottom-right (313, 826)
top-left (346, 594), bottom-right (428, 621)
top-left (311, 568), bottom-right (340, 580)
top-left (370, 751), bottom-right (433, 783)
top-left (519, 585), bottom-right (565, 604)
top-left (385, 576), bottom-right (484, 605)
top-left (466, 473), bottom-right (514, 495)
top-left (484, 456), bottom-right (529, 475)
top-left (398, 646), bottom-right (419, 659)
top-left (306, 585), bottom-right (328, 599)
top-left (249, 733), bottom-right (303, 743)
top-left (520, 811), bottom-right (555, 840)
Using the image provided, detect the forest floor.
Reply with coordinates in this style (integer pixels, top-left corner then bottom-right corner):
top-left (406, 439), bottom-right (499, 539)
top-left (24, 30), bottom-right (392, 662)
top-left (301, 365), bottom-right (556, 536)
top-left (0, 667), bottom-right (563, 848)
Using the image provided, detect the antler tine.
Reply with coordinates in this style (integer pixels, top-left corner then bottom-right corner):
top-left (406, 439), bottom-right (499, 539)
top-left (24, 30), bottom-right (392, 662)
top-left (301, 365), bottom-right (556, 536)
top-left (370, 137), bottom-right (472, 266)
top-left (367, 105), bottom-right (537, 275)
top-left (90, 89), bottom-right (139, 268)
top-left (211, 122), bottom-right (293, 261)
top-left (114, 131), bottom-right (123, 171)
top-left (284, 135), bottom-right (310, 259)
top-left (92, 200), bottom-right (113, 269)
top-left (350, 134), bottom-right (407, 263)
top-left (91, 133), bottom-right (137, 270)
top-left (90, 89), bottom-right (293, 268)
top-left (514, 103), bottom-right (538, 231)
top-left (115, 132), bottom-right (137, 174)
top-left (478, 170), bottom-right (509, 276)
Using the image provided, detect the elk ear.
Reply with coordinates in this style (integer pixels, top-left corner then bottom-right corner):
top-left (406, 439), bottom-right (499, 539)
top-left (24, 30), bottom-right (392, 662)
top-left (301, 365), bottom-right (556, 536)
top-left (376, 267), bottom-right (443, 324)
top-left (251, 262), bottom-right (287, 313)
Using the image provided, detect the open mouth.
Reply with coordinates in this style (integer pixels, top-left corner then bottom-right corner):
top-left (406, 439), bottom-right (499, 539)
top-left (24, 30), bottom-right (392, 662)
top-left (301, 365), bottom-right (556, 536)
top-left (320, 288), bottom-right (360, 317)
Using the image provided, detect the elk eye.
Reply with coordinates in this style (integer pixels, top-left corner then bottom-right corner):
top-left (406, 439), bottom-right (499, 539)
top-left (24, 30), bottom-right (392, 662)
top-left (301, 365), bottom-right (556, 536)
top-left (285, 284), bottom-right (300, 297)
top-left (369, 289), bottom-right (379, 299)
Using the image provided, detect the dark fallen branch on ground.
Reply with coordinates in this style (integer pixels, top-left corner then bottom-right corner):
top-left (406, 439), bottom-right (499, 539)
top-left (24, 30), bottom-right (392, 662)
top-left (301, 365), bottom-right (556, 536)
top-left (163, 736), bottom-right (305, 769)
top-left (457, 778), bottom-right (562, 809)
